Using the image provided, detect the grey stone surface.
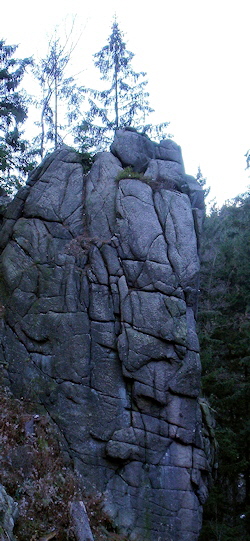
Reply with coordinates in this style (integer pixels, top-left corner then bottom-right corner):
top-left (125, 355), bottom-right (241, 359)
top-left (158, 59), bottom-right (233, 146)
top-left (156, 139), bottom-right (184, 165)
top-left (111, 129), bottom-right (155, 172)
top-left (0, 192), bottom-right (11, 221)
top-left (111, 129), bottom-right (185, 174)
top-left (85, 151), bottom-right (122, 240)
top-left (0, 484), bottom-right (18, 541)
top-left (0, 138), bottom-right (207, 541)
top-left (144, 159), bottom-right (184, 190)
top-left (70, 501), bottom-right (94, 541)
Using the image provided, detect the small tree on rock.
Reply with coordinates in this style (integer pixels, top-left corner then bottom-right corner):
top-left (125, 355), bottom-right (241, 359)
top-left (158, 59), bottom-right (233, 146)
top-left (196, 165), bottom-right (210, 199)
top-left (78, 20), bottom-right (170, 151)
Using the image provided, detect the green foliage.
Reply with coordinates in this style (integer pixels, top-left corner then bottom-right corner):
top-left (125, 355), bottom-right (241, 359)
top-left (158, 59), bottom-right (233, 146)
top-left (33, 29), bottom-right (86, 158)
top-left (115, 165), bottom-right (181, 192)
top-left (78, 20), bottom-right (170, 151)
top-left (78, 149), bottom-right (94, 174)
top-left (198, 193), bottom-right (250, 540)
top-left (0, 40), bottom-right (34, 192)
top-left (115, 166), bottom-right (149, 181)
top-left (196, 165), bottom-right (210, 199)
top-left (93, 20), bottom-right (153, 130)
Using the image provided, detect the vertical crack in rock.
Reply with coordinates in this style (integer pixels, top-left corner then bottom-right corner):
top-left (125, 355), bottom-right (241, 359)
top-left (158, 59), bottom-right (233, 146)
top-left (0, 133), bottom-right (208, 541)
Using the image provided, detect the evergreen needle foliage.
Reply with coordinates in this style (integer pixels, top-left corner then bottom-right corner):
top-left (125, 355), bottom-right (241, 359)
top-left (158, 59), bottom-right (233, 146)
top-left (76, 19), bottom-right (170, 151)
top-left (198, 193), bottom-right (250, 541)
top-left (0, 40), bottom-right (34, 193)
top-left (93, 20), bottom-right (153, 130)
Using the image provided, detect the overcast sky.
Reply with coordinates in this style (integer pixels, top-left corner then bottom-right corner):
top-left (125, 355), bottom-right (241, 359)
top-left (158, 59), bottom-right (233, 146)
top-left (2, 0), bottom-right (250, 207)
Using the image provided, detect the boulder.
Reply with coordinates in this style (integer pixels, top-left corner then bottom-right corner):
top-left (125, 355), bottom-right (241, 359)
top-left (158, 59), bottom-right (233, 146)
top-left (69, 501), bottom-right (94, 541)
top-left (0, 137), bottom-right (207, 541)
top-left (110, 128), bottom-right (155, 171)
top-left (156, 138), bottom-right (184, 165)
top-left (144, 159), bottom-right (185, 189)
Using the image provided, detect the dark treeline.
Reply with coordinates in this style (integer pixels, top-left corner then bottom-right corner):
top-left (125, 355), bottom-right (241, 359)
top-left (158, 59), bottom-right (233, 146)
top-left (198, 194), bottom-right (250, 540)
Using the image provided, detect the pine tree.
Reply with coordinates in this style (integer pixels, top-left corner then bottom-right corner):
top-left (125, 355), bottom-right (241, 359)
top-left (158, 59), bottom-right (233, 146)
top-left (0, 40), bottom-right (33, 192)
top-left (79, 20), bottom-right (170, 151)
top-left (94, 20), bottom-right (152, 129)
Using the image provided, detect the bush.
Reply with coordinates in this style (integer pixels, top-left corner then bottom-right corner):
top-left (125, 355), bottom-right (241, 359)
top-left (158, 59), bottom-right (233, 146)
top-left (115, 166), bottom-right (150, 182)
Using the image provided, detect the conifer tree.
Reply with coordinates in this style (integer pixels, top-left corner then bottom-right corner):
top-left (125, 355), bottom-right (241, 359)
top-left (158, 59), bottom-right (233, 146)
top-left (94, 20), bottom-right (152, 129)
top-left (198, 195), bottom-right (250, 541)
top-left (78, 20), bottom-right (170, 151)
top-left (0, 40), bottom-right (33, 192)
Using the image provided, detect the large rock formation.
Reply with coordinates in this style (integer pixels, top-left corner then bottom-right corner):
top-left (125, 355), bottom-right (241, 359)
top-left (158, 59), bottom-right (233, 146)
top-left (0, 130), bottom-right (208, 541)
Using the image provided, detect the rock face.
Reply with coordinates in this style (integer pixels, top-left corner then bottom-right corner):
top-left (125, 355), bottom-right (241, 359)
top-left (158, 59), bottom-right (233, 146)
top-left (0, 130), bottom-right (208, 541)
top-left (0, 484), bottom-right (18, 541)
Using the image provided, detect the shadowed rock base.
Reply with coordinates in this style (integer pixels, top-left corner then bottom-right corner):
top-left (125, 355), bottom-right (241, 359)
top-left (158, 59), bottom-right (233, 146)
top-left (0, 131), bottom-right (208, 541)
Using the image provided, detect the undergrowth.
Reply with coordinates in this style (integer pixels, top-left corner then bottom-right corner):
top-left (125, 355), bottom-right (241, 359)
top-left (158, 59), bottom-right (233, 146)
top-left (0, 385), bottom-right (78, 540)
top-left (115, 166), bottom-right (179, 192)
top-left (0, 384), bottom-right (128, 541)
top-left (115, 166), bottom-right (151, 182)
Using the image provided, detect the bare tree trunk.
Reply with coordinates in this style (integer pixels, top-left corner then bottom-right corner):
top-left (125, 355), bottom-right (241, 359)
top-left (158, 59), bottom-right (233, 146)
top-left (54, 52), bottom-right (58, 149)
top-left (40, 106), bottom-right (45, 159)
top-left (114, 65), bottom-right (119, 129)
top-left (40, 87), bottom-right (52, 158)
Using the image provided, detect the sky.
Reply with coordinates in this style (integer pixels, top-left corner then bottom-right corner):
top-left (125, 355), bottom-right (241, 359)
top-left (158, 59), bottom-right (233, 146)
top-left (2, 0), bottom-right (250, 207)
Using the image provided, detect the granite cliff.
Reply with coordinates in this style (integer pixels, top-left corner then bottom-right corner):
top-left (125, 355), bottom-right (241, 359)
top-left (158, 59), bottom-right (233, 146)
top-left (0, 129), bottom-right (208, 541)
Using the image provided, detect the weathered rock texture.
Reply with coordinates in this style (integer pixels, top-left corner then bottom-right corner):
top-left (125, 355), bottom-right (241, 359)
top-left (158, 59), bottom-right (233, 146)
top-left (0, 130), bottom-right (208, 541)
top-left (0, 484), bottom-right (18, 541)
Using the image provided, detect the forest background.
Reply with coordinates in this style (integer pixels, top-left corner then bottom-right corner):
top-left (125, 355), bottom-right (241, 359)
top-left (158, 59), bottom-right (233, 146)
top-left (0, 14), bottom-right (250, 541)
top-left (1, 0), bottom-right (250, 206)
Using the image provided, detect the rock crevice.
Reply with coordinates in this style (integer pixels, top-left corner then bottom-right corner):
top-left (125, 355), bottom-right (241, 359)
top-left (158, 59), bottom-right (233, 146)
top-left (0, 130), bottom-right (207, 541)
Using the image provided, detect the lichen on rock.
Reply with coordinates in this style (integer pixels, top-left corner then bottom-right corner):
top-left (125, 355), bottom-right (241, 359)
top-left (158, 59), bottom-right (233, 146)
top-left (0, 131), bottom-right (207, 541)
